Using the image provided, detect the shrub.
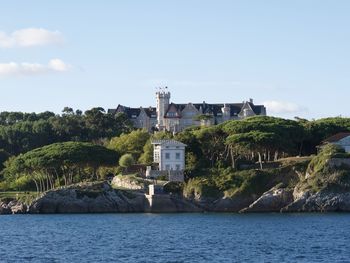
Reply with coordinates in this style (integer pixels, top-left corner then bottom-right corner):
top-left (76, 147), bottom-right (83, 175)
top-left (119, 154), bottom-right (135, 169)
top-left (163, 182), bottom-right (184, 194)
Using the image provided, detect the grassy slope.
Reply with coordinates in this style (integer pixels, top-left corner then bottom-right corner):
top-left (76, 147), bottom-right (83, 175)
top-left (183, 157), bottom-right (311, 200)
top-left (297, 145), bottom-right (350, 193)
top-left (0, 191), bottom-right (38, 205)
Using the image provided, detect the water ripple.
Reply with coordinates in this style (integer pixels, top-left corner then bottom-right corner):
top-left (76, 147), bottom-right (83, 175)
top-left (1, 213), bottom-right (350, 262)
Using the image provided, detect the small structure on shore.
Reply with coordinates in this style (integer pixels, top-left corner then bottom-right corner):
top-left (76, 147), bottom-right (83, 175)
top-left (319, 132), bottom-right (350, 153)
top-left (146, 139), bottom-right (186, 182)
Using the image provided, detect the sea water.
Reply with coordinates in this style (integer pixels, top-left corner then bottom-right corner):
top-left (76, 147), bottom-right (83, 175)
top-left (0, 213), bottom-right (350, 263)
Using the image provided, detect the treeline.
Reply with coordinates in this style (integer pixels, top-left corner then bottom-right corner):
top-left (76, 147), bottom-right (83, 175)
top-left (0, 107), bottom-right (133, 155)
top-left (2, 114), bottom-right (350, 192)
top-left (177, 116), bottom-right (350, 174)
top-left (1, 142), bottom-right (119, 192)
top-left (104, 116), bottom-right (350, 176)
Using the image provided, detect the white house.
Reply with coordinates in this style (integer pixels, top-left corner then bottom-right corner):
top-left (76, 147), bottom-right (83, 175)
top-left (152, 139), bottom-right (186, 171)
top-left (321, 132), bottom-right (350, 152)
top-left (145, 139), bottom-right (186, 182)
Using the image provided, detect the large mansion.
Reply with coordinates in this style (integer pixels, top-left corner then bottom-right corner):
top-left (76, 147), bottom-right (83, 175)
top-left (108, 88), bottom-right (267, 132)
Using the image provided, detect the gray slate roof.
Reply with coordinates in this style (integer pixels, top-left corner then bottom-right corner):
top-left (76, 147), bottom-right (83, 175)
top-left (151, 139), bottom-right (187, 147)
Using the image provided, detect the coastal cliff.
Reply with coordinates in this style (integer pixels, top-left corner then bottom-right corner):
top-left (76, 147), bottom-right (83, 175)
top-left (2, 145), bottom-right (350, 214)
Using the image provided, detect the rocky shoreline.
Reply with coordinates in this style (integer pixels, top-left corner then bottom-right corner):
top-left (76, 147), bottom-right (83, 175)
top-left (2, 181), bottom-right (350, 215)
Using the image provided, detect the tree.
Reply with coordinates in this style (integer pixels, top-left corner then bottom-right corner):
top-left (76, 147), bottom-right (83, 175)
top-left (226, 131), bottom-right (276, 169)
top-left (223, 116), bottom-right (305, 159)
top-left (119, 154), bottom-right (135, 172)
top-left (108, 129), bottom-right (150, 160)
top-left (0, 149), bottom-right (10, 171)
top-left (62, 107), bottom-right (74, 115)
top-left (2, 142), bottom-right (119, 192)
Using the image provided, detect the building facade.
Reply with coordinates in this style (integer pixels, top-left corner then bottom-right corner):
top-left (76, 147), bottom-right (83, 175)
top-left (108, 88), bottom-right (267, 132)
top-left (145, 139), bottom-right (186, 182)
top-left (152, 139), bottom-right (186, 171)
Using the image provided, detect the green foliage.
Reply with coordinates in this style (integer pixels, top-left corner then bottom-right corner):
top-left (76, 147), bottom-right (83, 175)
top-left (0, 149), bottom-right (11, 171)
top-left (296, 144), bottom-right (350, 193)
top-left (119, 154), bottom-right (135, 168)
top-left (184, 176), bottom-right (222, 199)
top-left (0, 109), bottom-right (133, 155)
top-left (2, 142), bottom-right (119, 191)
top-left (307, 144), bottom-right (347, 176)
top-left (163, 182), bottom-right (184, 194)
top-left (184, 159), bottom-right (309, 200)
top-left (224, 116), bottom-right (304, 155)
top-left (108, 129), bottom-right (150, 160)
top-left (193, 114), bottom-right (213, 121)
top-left (0, 191), bottom-right (38, 205)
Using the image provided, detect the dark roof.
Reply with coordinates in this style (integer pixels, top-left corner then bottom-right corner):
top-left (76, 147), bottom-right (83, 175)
top-left (164, 102), bottom-right (265, 118)
top-left (109, 101), bottom-right (266, 119)
top-left (108, 105), bottom-right (156, 119)
top-left (144, 107), bottom-right (157, 117)
top-left (322, 132), bottom-right (350, 143)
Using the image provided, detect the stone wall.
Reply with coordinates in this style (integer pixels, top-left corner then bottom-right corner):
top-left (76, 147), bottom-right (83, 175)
top-left (146, 170), bottom-right (184, 182)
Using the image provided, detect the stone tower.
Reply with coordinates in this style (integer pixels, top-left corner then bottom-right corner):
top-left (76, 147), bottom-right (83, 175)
top-left (156, 87), bottom-right (170, 130)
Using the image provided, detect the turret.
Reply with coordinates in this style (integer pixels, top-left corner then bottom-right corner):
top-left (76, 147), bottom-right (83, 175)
top-left (156, 87), bottom-right (170, 130)
top-left (221, 103), bottom-right (231, 121)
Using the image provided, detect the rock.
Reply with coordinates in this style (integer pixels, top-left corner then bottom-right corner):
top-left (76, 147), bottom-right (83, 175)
top-left (0, 202), bottom-right (11, 215)
top-left (111, 175), bottom-right (147, 190)
top-left (281, 190), bottom-right (350, 213)
top-left (210, 196), bottom-right (256, 212)
top-left (240, 187), bottom-right (293, 213)
top-left (9, 202), bottom-right (27, 214)
top-left (281, 195), bottom-right (307, 212)
top-left (145, 194), bottom-right (203, 213)
top-left (29, 182), bottom-right (147, 214)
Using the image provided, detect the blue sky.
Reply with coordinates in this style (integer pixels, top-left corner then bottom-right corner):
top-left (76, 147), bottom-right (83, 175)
top-left (0, 1), bottom-right (349, 119)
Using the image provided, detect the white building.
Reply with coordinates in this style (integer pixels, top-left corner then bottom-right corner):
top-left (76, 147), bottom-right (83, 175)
top-left (108, 88), bottom-right (267, 132)
top-left (152, 139), bottom-right (186, 171)
top-left (145, 139), bottom-right (186, 182)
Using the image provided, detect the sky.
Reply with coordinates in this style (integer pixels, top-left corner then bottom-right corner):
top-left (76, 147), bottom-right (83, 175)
top-left (0, 0), bottom-right (349, 119)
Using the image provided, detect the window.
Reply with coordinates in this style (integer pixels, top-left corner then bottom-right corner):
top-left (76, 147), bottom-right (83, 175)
top-left (166, 165), bottom-right (170, 170)
top-left (154, 152), bottom-right (160, 162)
top-left (165, 153), bottom-right (170, 159)
top-left (176, 153), bottom-right (180, 159)
top-left (167, 112), bottom-right (177, 117)
top-left (176, 165), bottom-right (181, 170)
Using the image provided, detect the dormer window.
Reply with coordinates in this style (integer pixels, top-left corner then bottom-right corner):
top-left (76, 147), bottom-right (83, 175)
top-left (131, 114), bottom-right (137, 118)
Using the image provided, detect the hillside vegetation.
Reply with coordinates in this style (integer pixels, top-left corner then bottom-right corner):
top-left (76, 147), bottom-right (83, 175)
top-left (2, 113), bottom-right (350, 194)
top-left (297, 144), bottom-right (350, 193)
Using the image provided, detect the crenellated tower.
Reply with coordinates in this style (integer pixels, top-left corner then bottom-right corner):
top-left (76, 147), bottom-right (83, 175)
top-left (156, 87), bottom-right (170, 130)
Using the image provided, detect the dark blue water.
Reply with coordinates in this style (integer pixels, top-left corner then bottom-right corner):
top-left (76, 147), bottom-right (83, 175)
top-left (0, 213), bottom-right (350, 263)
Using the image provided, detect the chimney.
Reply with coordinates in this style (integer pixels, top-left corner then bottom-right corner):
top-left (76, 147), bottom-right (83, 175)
top-left (249, 98), bottom-right (253, 104)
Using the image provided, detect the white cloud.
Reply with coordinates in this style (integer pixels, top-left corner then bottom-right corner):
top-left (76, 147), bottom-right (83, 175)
top-left (0, 28), bottom-right (64, 48)
top-left (48, 59), bottom-right (70, 71)
top-left (263, 100), bottom-right (307, 115)
top-left (0, 59), bottom-right (71, 76)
